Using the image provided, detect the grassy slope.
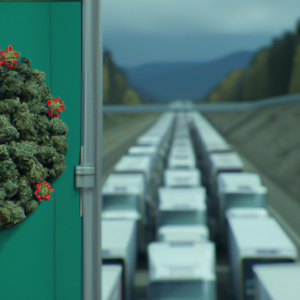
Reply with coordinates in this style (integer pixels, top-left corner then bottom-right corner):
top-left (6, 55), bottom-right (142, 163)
top-left (103, 113), bottom-right (158, 147)
top-left (203, 102), bottom-right (300, 202)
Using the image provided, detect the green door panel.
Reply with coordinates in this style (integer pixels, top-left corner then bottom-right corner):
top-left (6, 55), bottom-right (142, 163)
top-left (50, 3), bottom-right (82, 300)
top-left (0, 2), bottom-right (52, 84)
top-left (0, 3), bottom-right (82, 300)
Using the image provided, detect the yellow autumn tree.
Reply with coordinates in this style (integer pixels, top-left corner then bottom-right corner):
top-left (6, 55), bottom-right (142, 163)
top-left (209, 91), bottom-right (220, 103)
top-left (123, 89), bottom-right (140, 105)
top-left (206, 68), bottom-right (245, 103)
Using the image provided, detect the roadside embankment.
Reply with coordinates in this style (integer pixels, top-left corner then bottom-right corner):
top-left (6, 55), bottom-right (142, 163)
top-left (203, 101), bottom-right (300, 203)
top-left (102, 113), bottom-right (160, 182)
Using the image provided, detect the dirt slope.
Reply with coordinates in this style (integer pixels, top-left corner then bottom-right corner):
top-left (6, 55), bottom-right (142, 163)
top-left (204, 102), bottom-right (300, 202)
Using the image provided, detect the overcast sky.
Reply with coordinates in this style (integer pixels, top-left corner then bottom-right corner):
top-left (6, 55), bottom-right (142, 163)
top-left (102, 0), bottom-right (300, 67)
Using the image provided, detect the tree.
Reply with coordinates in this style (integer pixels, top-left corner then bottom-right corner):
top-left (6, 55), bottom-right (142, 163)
top-left (288, 21), bottom-right (300, 94)
top-left (243, 48), bottom-right (271, 101)
top-left (103, 50), bottom-right (140, 105)
top-left (269, 32), bottom-right (296, 96)
top-left (123, 89), bottom-right (140, 105)
top-left (103, 64), bottom-right (109, 104)
top-left (217, 68), bottom-right (245, 102)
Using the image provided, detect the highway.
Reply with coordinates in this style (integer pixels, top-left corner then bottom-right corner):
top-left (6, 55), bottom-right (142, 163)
top-left (101, 110), bottom-right (300, 300)
top-left (102, 114), bottom-right (159, 184)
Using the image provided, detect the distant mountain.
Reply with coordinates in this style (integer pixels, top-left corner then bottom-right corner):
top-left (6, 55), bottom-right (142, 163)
top-left (130, 85), bottom-right (160, 104)
top-left (122, 51), bottom-right (255, 103)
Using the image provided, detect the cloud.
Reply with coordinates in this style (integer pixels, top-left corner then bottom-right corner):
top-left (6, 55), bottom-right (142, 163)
top-left (102, 0), bottom-right (300, 36)
top-left (103, 32), bottom-right (272, 67)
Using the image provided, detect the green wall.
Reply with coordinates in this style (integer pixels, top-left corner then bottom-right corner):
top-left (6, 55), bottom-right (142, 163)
top-left (0, 2), bottom-right (82, 300)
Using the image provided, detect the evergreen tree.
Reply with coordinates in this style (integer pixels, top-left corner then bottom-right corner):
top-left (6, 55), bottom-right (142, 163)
top-left (288, 21), bottom-right (300, 94)
top-left (269, 32), bottom-right (296, 96)
top-left (243, 48), bottom-right (271, 101)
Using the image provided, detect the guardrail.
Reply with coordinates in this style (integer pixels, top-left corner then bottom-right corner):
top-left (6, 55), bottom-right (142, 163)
top-left (103, 93), bottom-right (300, 113)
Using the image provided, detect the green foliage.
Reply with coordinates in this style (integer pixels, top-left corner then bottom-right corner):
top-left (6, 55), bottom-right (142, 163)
top-left (288, 44), bottom-right (300, 94)
top-left (0, 115), bottom-right (20, 143)
top-left (269, 33), bottom-right (296, 96)
top-left (289, 22), bottom-right (300, 94)
top-left (243, 48), bottom-right (271, 101)
top-left (0, 99), bottom-right (19, 114)
top-left (123, 88), bottom-right (140, 105)
top-left (51, 135), bottom-right (68, 155)
top-left (49, 117), bottom-right (69, 135)
top-left (0, 201), bottom-right (26, 230)
top-left (103, 51), bottom-right (140, 105)
top-left (205, 69), bottom-right (246, 102)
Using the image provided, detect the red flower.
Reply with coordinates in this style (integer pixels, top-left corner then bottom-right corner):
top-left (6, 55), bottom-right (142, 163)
top-left (0, 45), bottom-right (21, 68)
top-left (46, 97), bottom-right (66, 118)
top-left (34, 181), bottom-right (54, 201)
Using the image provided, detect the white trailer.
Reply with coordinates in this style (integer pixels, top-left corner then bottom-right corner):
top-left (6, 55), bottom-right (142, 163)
top-left (207, 153), bottom-right (244, 223)
top-left (157, 224), bottom-right (209, 243)
top-left (102, 173), bottom-right (148, 253)
top-left (102, 265), bottom-right (123, 300)
top-left (217, 172), bottom-right (268, 244)
top-left (208, 152), bottom-right (244, 191)
top-left (164, 169), bottom-right (201, 187)
top-left (168, 152), bottom-right (196, 169)
top-left (225, 207), bottom-right (269, 219)
top-left (114, 155), bottom-right (158, 205)
top-left (253, 263), bottom-right (300, 300)
top-left (127, 145), bottom-right (164, 186)
top-left (102, 220), bottom-right (137, 300)
top-left (158, 187), bottom-right (207, 227)
top-left (148, 241), bottom-right (217, 300)
top-left (227, 217), bottom-right (298, 300)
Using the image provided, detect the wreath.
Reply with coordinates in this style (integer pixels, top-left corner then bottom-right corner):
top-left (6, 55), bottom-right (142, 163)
top-left (0, 45), bottom-right (68, 230)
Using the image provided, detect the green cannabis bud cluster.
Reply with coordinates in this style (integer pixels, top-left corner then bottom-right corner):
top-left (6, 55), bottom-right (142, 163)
top-left (0, 56), bottom-right (68, 230)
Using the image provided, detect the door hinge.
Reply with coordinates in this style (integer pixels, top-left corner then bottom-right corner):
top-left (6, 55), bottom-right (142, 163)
top-left (75, 165), bottom-right (95, 188)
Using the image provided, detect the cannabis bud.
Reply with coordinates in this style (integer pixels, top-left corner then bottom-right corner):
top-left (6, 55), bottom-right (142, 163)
top-left (0, 46), bottom-right (68, 231)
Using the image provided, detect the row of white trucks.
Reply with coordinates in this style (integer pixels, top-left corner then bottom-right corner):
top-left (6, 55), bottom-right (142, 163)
top-left (100, 111), bottom-right (300, 300)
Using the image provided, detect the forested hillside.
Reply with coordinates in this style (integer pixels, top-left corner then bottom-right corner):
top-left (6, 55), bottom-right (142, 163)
top-left (124, 51), bottom-right (254, 102)
top-left (203, 21), bottom-right (300, 103)
top-left (103, 51), bottom-right (140, 105)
